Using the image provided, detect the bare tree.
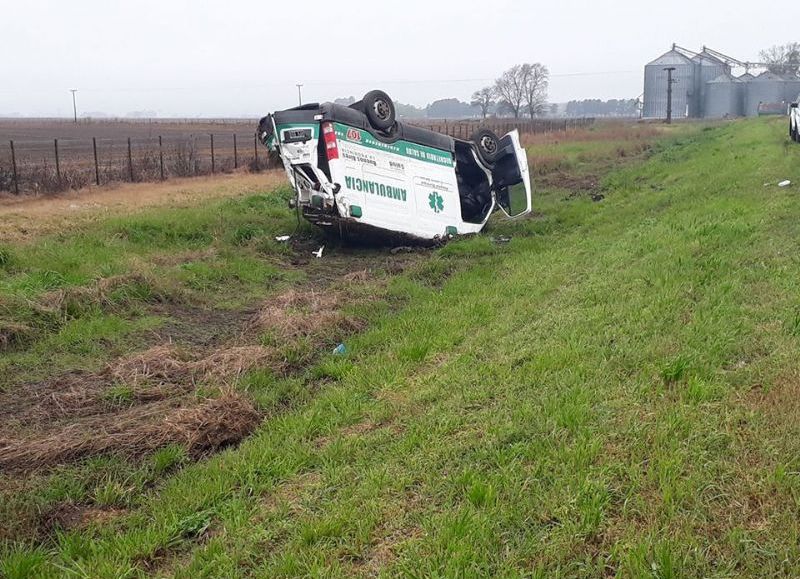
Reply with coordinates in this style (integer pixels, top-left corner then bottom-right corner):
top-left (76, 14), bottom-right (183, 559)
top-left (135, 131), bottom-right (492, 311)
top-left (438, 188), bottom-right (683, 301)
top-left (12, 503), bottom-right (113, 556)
top-left (522, 63), bottom-right (549, 118)
top-left (760, 43), bottom-right (800, 76)
top-left (494, 65), bottom-right (528, 118)
top-left (470, 86), bottom-right (495, 119)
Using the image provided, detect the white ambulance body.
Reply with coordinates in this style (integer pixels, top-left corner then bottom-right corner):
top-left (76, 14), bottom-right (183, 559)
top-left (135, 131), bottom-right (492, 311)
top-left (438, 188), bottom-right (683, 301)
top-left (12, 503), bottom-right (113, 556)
top-left (259, 90), bottom-right (531, 243)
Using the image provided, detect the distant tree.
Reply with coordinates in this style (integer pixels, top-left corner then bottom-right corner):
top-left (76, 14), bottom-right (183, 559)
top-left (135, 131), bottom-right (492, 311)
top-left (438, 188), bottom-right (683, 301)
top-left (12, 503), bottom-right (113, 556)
top-left (549, 103), bottom-right (559, 116)
top-left (395, 102), bottom-right (425, 118)
top-left (521, 63), bottom-right (549, 118)
top-left (494, 65), bottom-right (528, 118)
top-left (334, 96), bottom-right (356, 106)
top-left (760, 43), bottom-right (800, 76)
top-left (494, 100), bottom-right (515, 117)
top-left (426, 98), bottom-right (476, 119)
top-left (470, 86), bottom-right (496, 119)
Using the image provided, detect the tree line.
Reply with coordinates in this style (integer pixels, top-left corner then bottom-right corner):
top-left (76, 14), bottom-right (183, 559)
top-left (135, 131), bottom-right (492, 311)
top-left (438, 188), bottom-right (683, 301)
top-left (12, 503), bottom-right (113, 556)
top-left (564, 99), bottom-right (639, 118)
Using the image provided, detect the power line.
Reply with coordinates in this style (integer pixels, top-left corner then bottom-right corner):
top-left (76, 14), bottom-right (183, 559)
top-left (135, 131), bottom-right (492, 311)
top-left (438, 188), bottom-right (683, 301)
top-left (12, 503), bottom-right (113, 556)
top-left (0, 70), bottom-right (640, 94)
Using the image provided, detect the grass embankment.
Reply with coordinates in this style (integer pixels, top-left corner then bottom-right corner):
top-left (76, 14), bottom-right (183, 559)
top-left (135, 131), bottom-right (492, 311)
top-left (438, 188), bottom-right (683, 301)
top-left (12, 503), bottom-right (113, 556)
top-left (0, 171), bottom-right (406, 559)
top-left (5, 119), bottom-right (800, 577)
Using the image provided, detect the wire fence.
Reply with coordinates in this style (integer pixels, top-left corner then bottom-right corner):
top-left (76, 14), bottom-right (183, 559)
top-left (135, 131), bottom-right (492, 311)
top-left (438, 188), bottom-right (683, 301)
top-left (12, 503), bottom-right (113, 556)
top-left (0, 131), bottom-right (272, 194)
top-left (407, 117), bottom-right (595, 139)
top-left (0, 117), bottom-right (594, 194)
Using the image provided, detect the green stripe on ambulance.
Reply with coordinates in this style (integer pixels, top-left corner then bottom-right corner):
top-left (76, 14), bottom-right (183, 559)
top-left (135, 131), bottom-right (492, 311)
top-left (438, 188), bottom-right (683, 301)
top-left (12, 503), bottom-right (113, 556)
top-left (345, 176), bottom-right (407, 202)
top-left (334, 123), bottom-right (454, 167)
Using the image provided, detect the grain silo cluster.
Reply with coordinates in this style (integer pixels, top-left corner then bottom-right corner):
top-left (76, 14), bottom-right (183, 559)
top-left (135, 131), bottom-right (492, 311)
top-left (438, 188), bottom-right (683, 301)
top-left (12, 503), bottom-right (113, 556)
top-left (643, 44), bottom-right (800, 119)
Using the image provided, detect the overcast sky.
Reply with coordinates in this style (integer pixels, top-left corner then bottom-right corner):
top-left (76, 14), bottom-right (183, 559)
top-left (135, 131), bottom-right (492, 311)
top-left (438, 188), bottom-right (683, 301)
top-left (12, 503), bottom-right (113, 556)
top-left (0, 0), bottom-right (795, 117)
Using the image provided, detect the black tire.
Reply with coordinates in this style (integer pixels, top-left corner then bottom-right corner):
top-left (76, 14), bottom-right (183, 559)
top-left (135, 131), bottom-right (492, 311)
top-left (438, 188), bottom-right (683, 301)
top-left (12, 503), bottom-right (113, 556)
top-left (471, 129), bottom-right (500, 165)
top-left (363, 90), bottom-right (396, 131)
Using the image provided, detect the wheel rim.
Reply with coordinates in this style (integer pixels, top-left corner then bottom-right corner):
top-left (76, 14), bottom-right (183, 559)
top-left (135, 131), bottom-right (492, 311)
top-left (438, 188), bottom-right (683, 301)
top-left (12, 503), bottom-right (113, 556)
top-left (373, 99), bottom-right (391, 121)
top-left (480, 135), bottom-right (497, 155)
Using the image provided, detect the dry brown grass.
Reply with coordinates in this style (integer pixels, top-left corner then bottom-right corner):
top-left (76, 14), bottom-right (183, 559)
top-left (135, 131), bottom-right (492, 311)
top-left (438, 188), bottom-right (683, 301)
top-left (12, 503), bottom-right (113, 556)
top-left (108, 343), bottom-right (277, 386)
top-left (107, 344), bottom-right (192, 386)
top-left (192, 346), bottom-right (276, 381)
top-left (520, 121), bottom-right (663, 147)
top-left (0, 319), bottom-right (34, 350)
top-left (0, 389), bottom-right (260, 472)
top-left (253, 289), bottom-right (366, 341)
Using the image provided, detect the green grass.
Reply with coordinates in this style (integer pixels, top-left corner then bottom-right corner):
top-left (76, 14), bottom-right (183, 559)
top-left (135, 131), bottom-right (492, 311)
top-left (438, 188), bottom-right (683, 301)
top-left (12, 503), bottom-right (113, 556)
top-left (5, 118), bottom-right (800, 576)
top-left (0, 186), bottom-right (304, 388)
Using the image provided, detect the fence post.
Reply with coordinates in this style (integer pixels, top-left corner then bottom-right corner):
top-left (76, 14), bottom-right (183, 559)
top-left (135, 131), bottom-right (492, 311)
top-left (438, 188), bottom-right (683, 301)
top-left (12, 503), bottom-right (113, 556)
top-left (210, 134), bottom-right (215, 173)
top-left (9, 140), bottom-right (19, 194)
top-left (254, 133), bottom-right (258, 170)
top-left (92, 137), bottom-right (100, 185)
top-left (54, 139), bottom-right (61, 184)
top-left (233, 134), bottom-right (238, 169)
top-left (127, 137), bottom-right (134, 182)
top-left (158, 136), bottom-right (165, 180)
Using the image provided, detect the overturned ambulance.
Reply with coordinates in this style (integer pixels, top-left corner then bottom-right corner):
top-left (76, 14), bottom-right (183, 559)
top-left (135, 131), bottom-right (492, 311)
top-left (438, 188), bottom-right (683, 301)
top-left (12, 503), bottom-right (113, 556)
top-left (258, 90), bottom-right (532, 242)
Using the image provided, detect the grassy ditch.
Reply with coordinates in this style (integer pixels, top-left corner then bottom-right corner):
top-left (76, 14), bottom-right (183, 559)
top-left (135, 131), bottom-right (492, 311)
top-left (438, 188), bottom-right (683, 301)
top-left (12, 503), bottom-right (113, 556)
top-left (10, 119), bottom-right (800, 577)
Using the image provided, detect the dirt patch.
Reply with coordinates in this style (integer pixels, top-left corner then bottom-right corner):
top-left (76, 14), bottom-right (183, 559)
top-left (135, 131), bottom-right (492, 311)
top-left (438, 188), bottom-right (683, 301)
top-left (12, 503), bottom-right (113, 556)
top-left (343, 269), bottom-right (370, 282)
top-left (355, 526), bottom-right (425, 577)
top-left (40, 503), bottom-right (127, 535)
top-left (744, 378), bottom-right (800, 420)
top-left (539, 171), bottom-right (604, 194)
top-left (0, 389), bottom-right (260, 473)
top-left (0, 371), bottom-right (110, 429)
top-left (257, 471), bottom-right (324, 518)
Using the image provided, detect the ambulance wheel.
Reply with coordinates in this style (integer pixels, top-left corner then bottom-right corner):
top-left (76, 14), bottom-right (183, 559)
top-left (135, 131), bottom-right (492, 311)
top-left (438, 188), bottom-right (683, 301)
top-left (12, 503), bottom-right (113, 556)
top-left (363, 90), bottom-right (396, 131)
top-left (471, 129), bottom-right (500, 165)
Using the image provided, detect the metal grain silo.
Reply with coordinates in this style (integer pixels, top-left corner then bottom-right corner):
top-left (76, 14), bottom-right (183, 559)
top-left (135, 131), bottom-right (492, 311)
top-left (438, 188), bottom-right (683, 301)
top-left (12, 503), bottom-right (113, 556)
top-left (703, 74), bottom-right (743, 118)
top-left (643, 48), bottom-right (698, 119)
top-left (693, 51), bottom-right (730, 116)
top-left (744, 71), bottom-right (789, 116)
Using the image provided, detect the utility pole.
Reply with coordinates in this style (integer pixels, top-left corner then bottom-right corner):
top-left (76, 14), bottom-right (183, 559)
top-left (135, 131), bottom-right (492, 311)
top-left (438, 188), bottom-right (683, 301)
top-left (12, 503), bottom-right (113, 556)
top-left (70, 89), bottom-right (78, 123)
top-left (296, 83), bottom-right (303, 106)
top-left (663, 67), bottom-right (676, 124)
